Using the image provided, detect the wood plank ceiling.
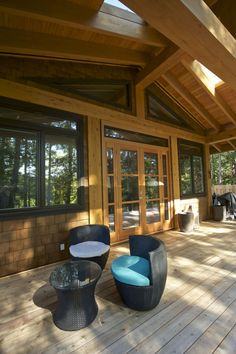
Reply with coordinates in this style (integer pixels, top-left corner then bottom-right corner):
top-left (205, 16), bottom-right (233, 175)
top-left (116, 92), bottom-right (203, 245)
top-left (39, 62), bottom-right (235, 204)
top-left (0, 0), bottom-right (235, 153)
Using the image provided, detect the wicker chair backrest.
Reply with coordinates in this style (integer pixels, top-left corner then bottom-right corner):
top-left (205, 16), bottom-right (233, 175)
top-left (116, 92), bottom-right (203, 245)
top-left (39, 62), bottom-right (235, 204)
top-left (69, 224), bottom-right (110, 247)
top-left (129, 235), bottom-right (167, 289)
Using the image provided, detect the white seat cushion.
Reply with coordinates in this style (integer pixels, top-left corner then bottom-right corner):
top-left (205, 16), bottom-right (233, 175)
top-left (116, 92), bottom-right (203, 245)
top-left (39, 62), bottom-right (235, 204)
top-left (69, 241), bottom-right (110, 258)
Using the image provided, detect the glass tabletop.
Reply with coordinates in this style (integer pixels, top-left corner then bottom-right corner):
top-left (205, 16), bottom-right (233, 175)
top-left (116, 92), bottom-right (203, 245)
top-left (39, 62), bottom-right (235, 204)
top-left (49, 260), bottom-right (102, 289)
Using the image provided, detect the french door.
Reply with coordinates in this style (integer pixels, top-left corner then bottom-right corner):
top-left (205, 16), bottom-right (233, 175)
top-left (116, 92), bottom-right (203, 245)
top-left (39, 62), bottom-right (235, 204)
top-left (103, 140), bottom-right (172, 243)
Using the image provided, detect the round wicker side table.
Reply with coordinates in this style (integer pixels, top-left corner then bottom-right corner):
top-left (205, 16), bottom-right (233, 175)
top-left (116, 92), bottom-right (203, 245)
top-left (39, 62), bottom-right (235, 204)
top-left (49, 260), bottom-right (102, 331)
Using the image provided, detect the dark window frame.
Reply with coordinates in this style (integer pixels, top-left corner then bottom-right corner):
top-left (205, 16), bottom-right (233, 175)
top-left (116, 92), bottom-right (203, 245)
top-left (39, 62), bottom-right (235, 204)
top-left (145, 89), bottom-right (194, 131)
top-left (104, 126), bottom-right (168, 147)
top-left (178, 139), bottom-right (206, 198)
top-left (0, 104), bottom-right (86, 219)
top-left (28, 78), bottom-right (133, 113)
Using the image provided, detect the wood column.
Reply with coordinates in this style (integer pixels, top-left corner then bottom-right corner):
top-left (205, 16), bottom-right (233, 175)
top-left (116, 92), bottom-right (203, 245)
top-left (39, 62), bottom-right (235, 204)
top-left (205, 144), bottom-right (212, 219)
top-left (170, 136), bottom-right (181, 228)
top-left (88, 117), bottom-right (103, 224)
top-left (135, 86), bottom-right (145, 120)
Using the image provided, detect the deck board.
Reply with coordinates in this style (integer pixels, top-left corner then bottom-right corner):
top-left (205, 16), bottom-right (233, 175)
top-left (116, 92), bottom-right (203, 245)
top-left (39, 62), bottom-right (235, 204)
top-left (0, 221), bottom-right (236, 354)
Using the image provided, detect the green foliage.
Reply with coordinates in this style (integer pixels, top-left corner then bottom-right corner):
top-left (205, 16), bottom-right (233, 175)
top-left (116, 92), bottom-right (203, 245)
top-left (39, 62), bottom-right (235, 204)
top-left (211, 151), bottom-right (236, 185)
top-left (0, 130), bottom-right (78, 210)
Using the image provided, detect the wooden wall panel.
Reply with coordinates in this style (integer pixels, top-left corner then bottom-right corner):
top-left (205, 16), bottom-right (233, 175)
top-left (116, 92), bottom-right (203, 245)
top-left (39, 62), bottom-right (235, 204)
top-left (0, 211), bottom-right (89, 277)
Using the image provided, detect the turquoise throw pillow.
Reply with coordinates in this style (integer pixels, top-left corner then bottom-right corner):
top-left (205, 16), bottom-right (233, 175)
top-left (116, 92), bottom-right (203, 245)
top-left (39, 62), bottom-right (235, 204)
top-left (111, 255), bottom-right (150, 286)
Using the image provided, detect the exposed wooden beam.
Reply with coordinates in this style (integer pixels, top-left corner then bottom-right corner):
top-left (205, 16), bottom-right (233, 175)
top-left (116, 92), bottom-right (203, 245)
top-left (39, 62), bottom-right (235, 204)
top-left (228, 140), bottom-right (236, 150)
top-left (163, 72), bottom-right (221, 131)
top-left (181, 56), bottom-right (236, 126)
top-left (154, 81), bottom-right (206, 135)
top-left (211, 0), bottom-right (236, 38)
top-left (136, 46), bottom-right (183, 89)
top-left (155, 81), bottom-right (205, 135)
top-left (0, 78), bottom-right (205, 142)
top-left (0, 0), bottom-right (167, 47)
top-left (204, 0), bottom-right (218, 7)
top-left (207, 128), bottom-right (236, 144)
top-left (69, 0), bottom-right (104, 11)
top-left (100, 2), bottom-right (143, 24)
top-left (211, 143), bottom-right (221, 152)
top-left (121, 0), bottom-right (236, 92)
top-left (0, 27), bottom-right (147, 66)
top-left (181, 56), bottom-right (216, 96)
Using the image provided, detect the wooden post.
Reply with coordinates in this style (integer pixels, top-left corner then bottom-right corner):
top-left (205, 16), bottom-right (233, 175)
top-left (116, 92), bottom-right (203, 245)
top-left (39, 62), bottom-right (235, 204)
top-left (170, 136), bottom-right (181, 228)
top-left (205, 144), bottom-right (212, 219)
top-left (135, 85), bottom-right (145, 120)
top-left (87, 117), bottom-right (103, 224)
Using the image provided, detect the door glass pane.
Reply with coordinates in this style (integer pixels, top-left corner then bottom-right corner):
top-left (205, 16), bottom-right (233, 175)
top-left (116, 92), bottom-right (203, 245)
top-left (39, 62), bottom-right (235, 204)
top-left (108, 205), bottom-right (115, 232)
top-left (108, 176), bottom-right (114, 203)
top-left (122, 203), bottom-right (140, 229)
top-left (193, 156), bottom-right (204, 193)
top-left (145, 176), bottom-right (159, 199)
top-left (144, 153), bottom-right (158, 174)
top-left (146, 201), bottom-right (160, 224)
top-left (120, 150), bottom-right (137, 174)
top-left (122, 176), bottom-right (139, 201)
top-left (106, 148), bottom-right (113, 174)
top-left (163, 176), bottom-right (168, 198)
top-left (164, 200), bottom-right (169, 220)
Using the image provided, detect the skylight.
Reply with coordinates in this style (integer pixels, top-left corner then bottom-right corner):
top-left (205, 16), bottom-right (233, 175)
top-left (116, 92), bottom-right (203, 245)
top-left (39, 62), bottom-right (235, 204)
top-left (195, 60), bottom-right (223, 86)
top-left (104, 0), bottom-right (134, 13)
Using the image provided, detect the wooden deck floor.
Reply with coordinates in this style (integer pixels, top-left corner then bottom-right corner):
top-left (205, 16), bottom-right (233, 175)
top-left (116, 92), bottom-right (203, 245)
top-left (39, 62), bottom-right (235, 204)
top-left (1, 221), bottom-right (236, 354)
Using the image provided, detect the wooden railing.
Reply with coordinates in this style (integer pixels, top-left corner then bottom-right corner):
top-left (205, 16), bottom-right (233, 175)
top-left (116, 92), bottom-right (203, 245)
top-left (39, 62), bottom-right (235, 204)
top-left (212, 184), bottom-right (236, 195)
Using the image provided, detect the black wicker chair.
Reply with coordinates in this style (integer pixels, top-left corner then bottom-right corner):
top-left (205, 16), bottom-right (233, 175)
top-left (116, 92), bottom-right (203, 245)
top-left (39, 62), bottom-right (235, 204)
top-left (112, 235), bottom-right (167, 311)
top-left (69, 224), bottom-right (110, 270)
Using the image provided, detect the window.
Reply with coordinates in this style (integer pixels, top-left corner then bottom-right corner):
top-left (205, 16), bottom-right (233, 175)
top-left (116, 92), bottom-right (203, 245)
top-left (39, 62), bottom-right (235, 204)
top-left (145, 85), bottom-right (200, 133)
top-left (0, 103), bottom-right (85, 214)
top-left (32, 79), bottom-right (132, 112)
top-left (104, 126), bottom-right (168, 147)
top-left (178, 139), bottom-right (205, 198)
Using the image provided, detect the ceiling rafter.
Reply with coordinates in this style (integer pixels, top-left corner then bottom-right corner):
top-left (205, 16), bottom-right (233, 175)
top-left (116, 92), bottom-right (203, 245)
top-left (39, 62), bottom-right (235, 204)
top-left (181, 56), bottom-right (236, 126)
top-left (207, 127), bottom-right (236, 144)
top-left (0, 0), bottom-right (167, 48)
top-left (0, 27), bottom-right (148, 66)
top-left (211, 143), bottom-right (221, 152)
top-left (135, 46), bottom-right (183, 89)
top-left (121, 0), bottom-right (236, 92)
top-left (228, 140), bottom-right (236, 150)
top-left (163, 72), bottom-right (221, 131)
top-left (68, 0), bottom-right (104, 11)
top-left (155, 81), bottom-right (206, 134)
